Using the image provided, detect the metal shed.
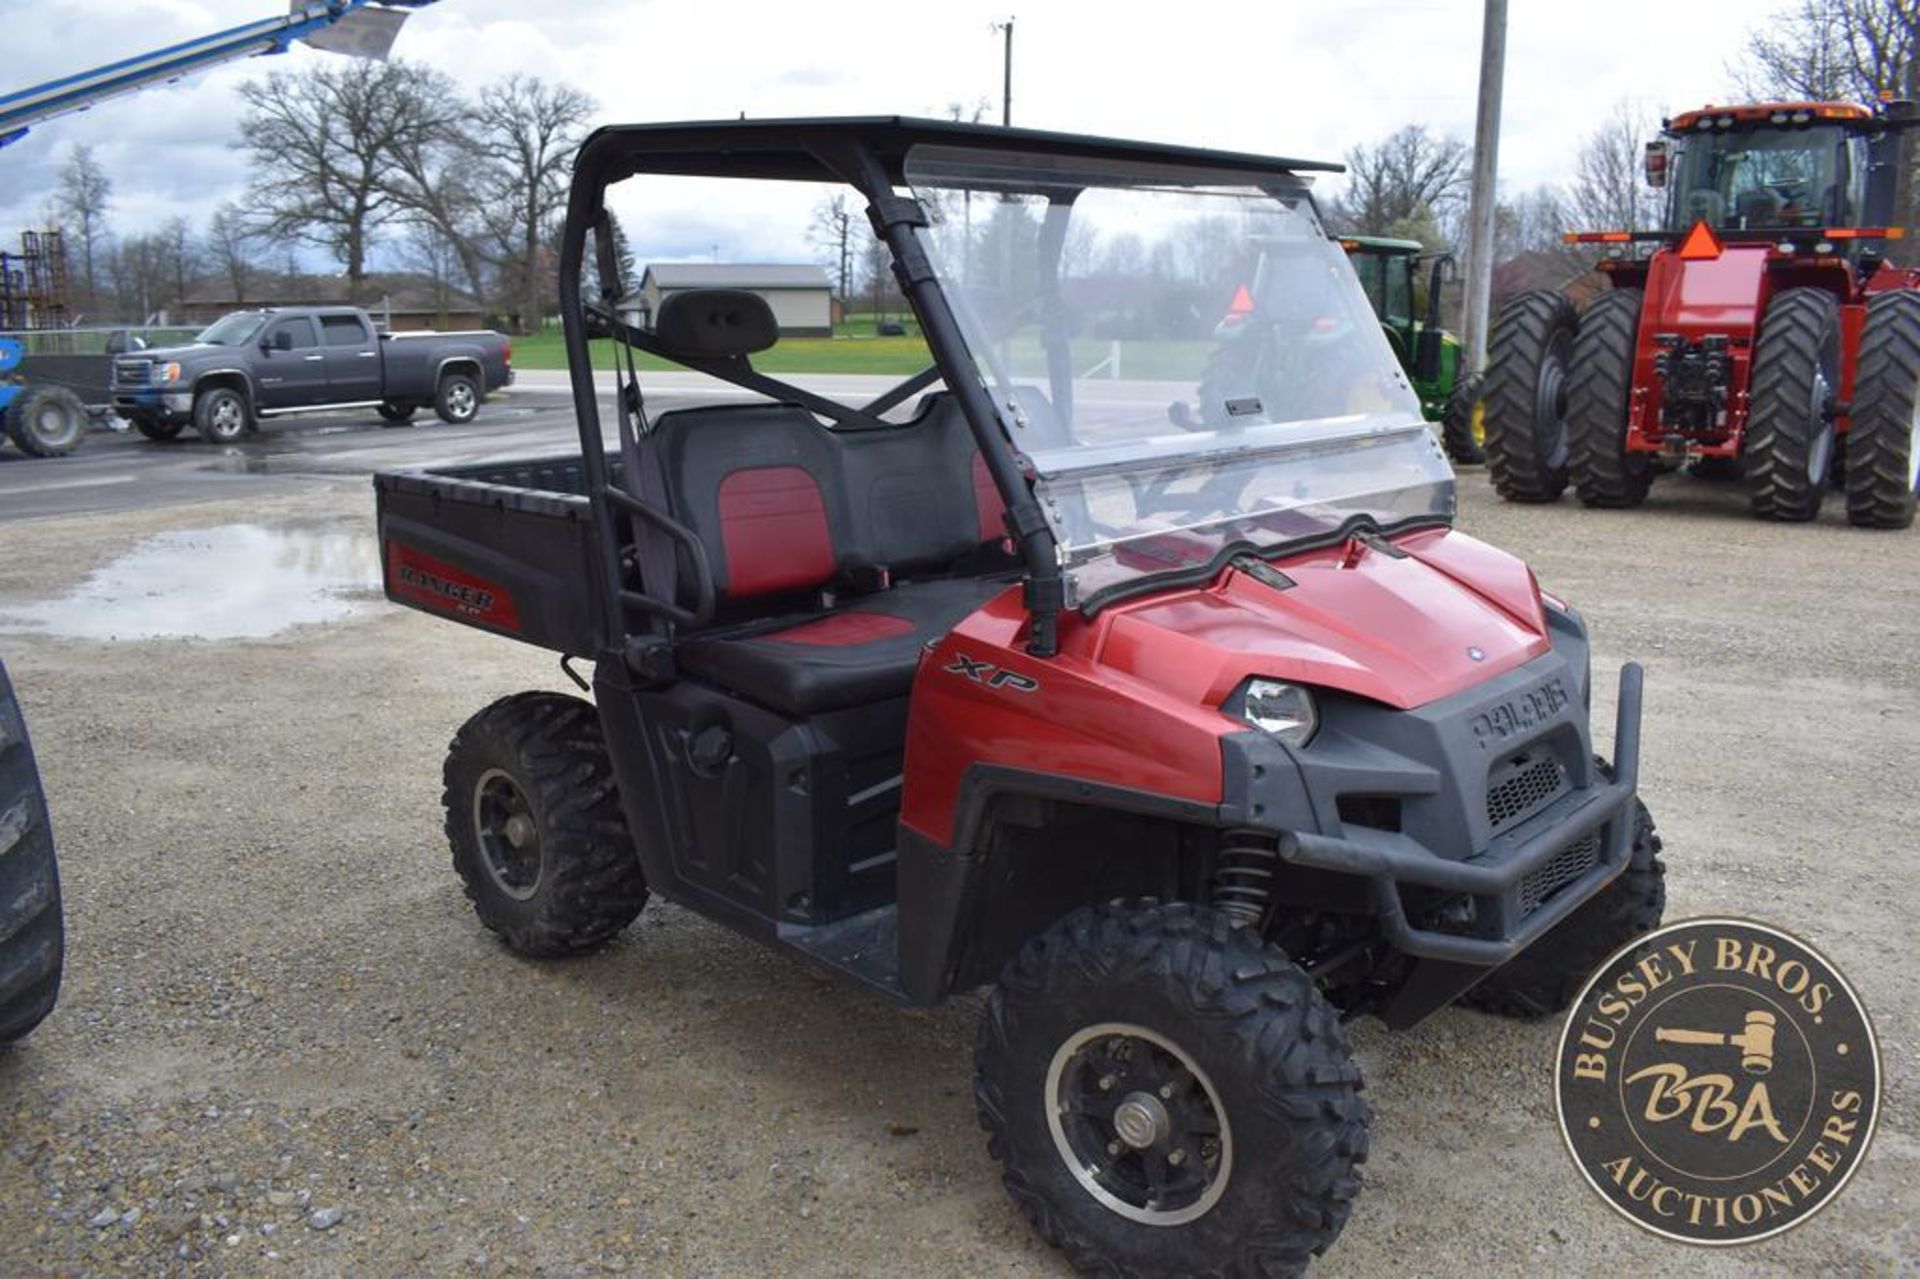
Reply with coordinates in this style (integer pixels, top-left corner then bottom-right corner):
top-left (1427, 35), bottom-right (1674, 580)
top-left (630, 263), bottom-right (834, 337)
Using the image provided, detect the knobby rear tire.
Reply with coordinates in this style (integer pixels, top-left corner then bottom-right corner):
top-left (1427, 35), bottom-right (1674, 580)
top-left (0, 663), bottom-right (63, 1045)
top-left (1843, 290), bottom-right (1920, 529)
top-left (1568, 288), bottom-right (1654, 508)
top-left (443, 692), bottom-right (647, 956)
top-left (1482, 290), bottom-right (1576, 503)
top-left (1744, 287), bottom-right (1841, 522)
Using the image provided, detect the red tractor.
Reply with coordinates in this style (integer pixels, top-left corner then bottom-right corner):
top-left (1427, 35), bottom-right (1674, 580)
top-left (1482, 98), bottom-right (1920, 527)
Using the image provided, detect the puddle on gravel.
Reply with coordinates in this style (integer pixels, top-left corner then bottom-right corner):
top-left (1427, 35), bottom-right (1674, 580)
top-left (0, 524), bottom-right (384, 640)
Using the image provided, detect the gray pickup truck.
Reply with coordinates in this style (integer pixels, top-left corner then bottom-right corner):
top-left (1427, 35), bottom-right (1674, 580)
top-left (112, 306), bottom-right (513, 443)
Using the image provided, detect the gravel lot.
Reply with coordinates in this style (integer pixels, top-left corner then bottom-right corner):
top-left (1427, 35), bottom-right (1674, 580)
top-left (0, 471), bottom-right (1914, 1276)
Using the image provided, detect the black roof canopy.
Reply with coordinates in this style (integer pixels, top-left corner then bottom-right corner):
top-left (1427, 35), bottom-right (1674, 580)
top-left (572, 115), bottom-right (1343, 190)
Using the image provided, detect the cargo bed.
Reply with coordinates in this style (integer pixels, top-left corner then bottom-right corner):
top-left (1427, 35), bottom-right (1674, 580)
top-left (374, 454), bottom-right (616, 656)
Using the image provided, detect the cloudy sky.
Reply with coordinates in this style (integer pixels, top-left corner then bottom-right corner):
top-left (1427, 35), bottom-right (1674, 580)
top-left (1, 0), bottom-right (1777, 274)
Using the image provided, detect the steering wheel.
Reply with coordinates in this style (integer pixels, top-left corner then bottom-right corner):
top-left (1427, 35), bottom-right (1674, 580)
top-left (1684, 189), bottom-right (1725, 225)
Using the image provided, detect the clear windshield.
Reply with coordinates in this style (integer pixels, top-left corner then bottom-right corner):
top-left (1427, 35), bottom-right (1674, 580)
top-left (905, 145), bottom-right (1448, 606)
top-left (195, 312), bottom-right (267, 346)
top-left (1669, 125), bottom-right (1848, 230)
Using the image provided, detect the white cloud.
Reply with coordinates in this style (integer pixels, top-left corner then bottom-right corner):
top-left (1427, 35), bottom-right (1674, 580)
top-left (0, 0), bottom-right (1781, 283)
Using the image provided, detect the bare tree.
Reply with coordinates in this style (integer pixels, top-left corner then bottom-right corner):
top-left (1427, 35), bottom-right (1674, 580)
top-left (1735, 0), bottom-right (1917, 103)
top-left (159, 216), bottom-right (196, 315)
top-left (398, 225), bottom-right (464, 326)
top-left (466, 76), bottom-right (596, 333)
top-left (56, 143), bottom-right (111, 314)
top-left (236, 60), bottom-right (453, 298)
top-left (1569, 103), bottom-right (1664, 235)
top-left (860, 233), bottom-right (893, 321)
top-left (107, 234), bottom-right (167, 321)
top-left (807, 193), bottom-right (861, 301)
top-left (1734, 0), bottom-right (1918, 248)
top-left (1330, 126), bottom-right (1470, 243)
top-left (205, 203), bottom-right (258, 302)
top-left (581, 209), bottom-right (636, 307)
top-left (1496, 185), bottom-right (1574, 258)
top-left (378, 72), bottom-right (489, 310)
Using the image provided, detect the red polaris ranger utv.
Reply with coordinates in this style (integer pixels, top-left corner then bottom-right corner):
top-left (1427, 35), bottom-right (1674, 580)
top-left (376, 119), bottom-right (1663, 1275)
top-left (1482, 98), bottom-right (1920, 526)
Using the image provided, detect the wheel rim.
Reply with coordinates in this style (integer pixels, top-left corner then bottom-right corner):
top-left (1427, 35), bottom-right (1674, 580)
top-left (1045, 1022), bottom-right (1233, 1227)
top-left (1807, 366), bottom-right (1836, 483)
top-left (211, 396), bottom-right (242, 437)
top-left (1471, 398), bottom-right (1487, 447)
top-left (1907, 392), bottom-right (1920, 491)
top-left (447, 382), bottom-right (475, 418)
top-left (32, 401), bottom-right (81, 447)
top-left (472, 768), bottom-right (542, 901)
top-left (1535, 334), bottom-right (1571, 469)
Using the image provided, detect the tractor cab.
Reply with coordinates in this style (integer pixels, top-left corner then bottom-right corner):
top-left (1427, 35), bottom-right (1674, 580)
top-left (1341, 236), bottom-right (1480, 463)
top-left (1342, 236), bottom-right (1452, 382)
top-left (1643, 101), bottom-right (1913, 255)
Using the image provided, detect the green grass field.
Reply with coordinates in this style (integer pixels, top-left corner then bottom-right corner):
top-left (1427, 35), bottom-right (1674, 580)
top-left (506, 316), bottom-right (1209, 382)
top-left (509, 318), bottom-right (933, 375)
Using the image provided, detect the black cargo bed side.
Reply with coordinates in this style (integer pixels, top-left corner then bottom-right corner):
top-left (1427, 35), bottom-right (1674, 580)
top-left (374, 453), bottom-right (613, 655)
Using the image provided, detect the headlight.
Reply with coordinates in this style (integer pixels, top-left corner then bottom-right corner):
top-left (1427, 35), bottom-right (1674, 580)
top-left (156, 362), bottom-right (181, 384)
top-left (1242, 679), bottom-right (1317, 747)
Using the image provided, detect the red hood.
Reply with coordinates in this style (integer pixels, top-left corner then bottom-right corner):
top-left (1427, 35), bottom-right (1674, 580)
top-left (1645, 243), bottom-right (1770, 338)
top-left (1089, 526), bottom-right (1550, 711)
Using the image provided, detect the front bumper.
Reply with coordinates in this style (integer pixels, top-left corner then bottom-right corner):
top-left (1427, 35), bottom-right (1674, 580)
top-left (1279, 661), bottom-right (1643, 966)
top-left (112, 388), bottom-right (193, 419)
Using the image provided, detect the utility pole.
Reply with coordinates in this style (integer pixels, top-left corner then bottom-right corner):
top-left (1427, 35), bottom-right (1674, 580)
top-left (994, 17), bottom-right (1014, 126)
top-left (1461, 0), bottom-right (1507, 374)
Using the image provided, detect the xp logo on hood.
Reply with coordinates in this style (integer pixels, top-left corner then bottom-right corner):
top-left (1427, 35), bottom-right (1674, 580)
top-left (1555, 918), bottom-right (1879, 1245)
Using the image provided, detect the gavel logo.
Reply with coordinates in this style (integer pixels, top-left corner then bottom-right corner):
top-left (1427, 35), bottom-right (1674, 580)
top-left (1654, 1009), bottom-right (1778, 1075)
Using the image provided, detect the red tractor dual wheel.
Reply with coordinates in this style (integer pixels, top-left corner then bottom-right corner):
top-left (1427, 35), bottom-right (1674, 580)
top-left (1844, 290), bottom-right (1920, 530)
top-left (1744, 288), bottom-right (1842, 523)
top-left (1481, 291), bottom-right (1575, 503)
top-left (1567, 288), bottom-right (1654, 509)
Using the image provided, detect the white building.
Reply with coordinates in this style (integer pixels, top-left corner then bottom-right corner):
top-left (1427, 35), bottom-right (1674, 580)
top-left (627, 263), bottom-right (834, 338)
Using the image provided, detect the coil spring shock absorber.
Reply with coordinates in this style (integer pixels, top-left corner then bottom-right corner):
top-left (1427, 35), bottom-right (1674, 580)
top-left (1211, 828), bottom-right (1281, 926)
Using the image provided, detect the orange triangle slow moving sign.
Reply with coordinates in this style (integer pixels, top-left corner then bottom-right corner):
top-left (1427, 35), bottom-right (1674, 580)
top-left (1227, 284), bottom-right (1255, 318)
top-left (1679, 220), bottom-right (1723, 261)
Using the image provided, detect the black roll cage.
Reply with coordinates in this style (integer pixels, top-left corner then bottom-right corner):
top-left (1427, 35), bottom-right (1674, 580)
top-left (555, 116), bottom-right (1335, 661)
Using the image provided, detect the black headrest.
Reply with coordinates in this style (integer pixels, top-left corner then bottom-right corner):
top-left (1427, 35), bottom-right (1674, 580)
top-left (654, 289), bottom-right (779, 359)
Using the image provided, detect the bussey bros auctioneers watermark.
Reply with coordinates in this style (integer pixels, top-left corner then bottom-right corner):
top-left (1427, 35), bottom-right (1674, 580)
top-left (1554, 918), bottom-right (1880, 1245)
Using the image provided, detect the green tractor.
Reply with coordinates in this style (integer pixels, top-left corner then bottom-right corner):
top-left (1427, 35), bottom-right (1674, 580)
top-left (1342, 236), bottom-right (1485, 464)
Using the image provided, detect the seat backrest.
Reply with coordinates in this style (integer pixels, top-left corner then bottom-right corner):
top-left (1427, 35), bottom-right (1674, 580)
top-left (836, 394), bottom-right (994, 575)
top-left (655, 403), bottom-right (850, 601)
top-left (653, 393), bottom-right (1015, 615)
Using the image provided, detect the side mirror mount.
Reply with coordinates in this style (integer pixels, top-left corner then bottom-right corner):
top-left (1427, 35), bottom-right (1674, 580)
top-left (1644, 140), bottom-right (1670, 189)
top-left (1414, 326), bottom-right (1444, 383)
top-left (1423, 253), bottom-right (1454, 334)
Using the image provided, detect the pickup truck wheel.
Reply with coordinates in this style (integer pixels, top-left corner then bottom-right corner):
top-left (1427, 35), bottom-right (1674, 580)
top-left (443, 692), bottom-right (647, 956)
top-left (0, 661), bottom-right (64, 1045)
top-left (977, 902), bottom-right (1368, 1278)
top-left (134, 418), bottom-right (185, 442)
top-left (434, 372), bottom-right (480, 425)
top-left (192, 386), bottom-right (251, 443)
top-left (4, 384), bottom-right (88, 458)
top-left (376, 400), bottom-right (418, 425)
top-left (1460, 772), bottom-right (1665, 1020)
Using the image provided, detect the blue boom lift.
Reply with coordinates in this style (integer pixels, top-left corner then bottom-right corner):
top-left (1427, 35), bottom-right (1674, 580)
top-left (0, 0), bottom-right (437, 457)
